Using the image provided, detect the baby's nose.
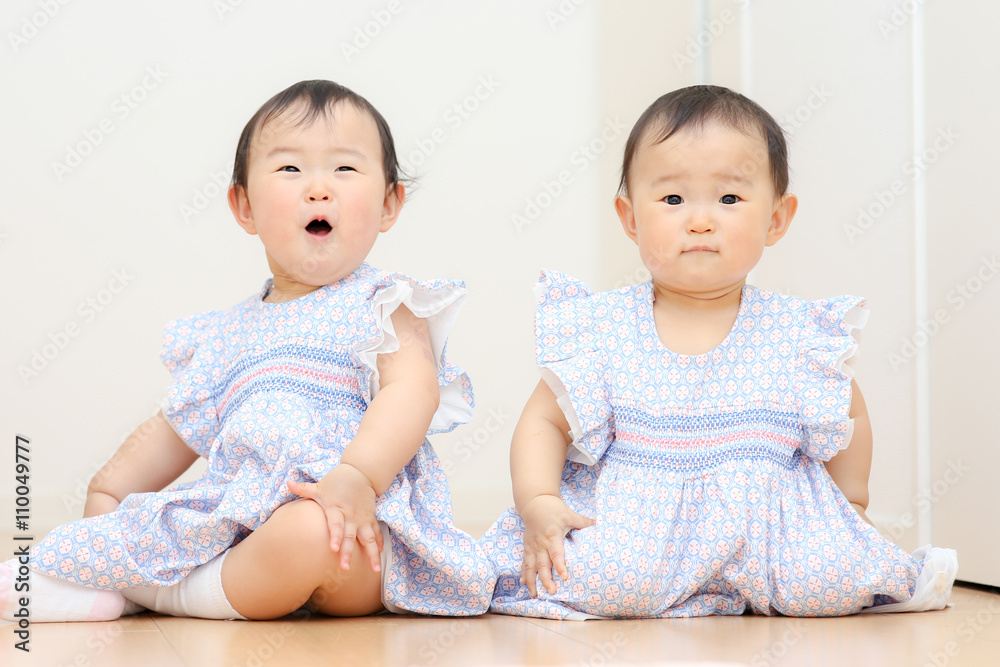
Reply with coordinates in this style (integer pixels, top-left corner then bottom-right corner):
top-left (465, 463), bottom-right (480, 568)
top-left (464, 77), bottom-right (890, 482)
top-left (688, 208), bottom-right (714, 232)
top-left (307, 182), bottom-right (331, 201)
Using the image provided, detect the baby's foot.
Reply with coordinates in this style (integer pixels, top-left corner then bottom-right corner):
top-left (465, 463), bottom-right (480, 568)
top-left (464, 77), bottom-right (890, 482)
top-left (1, 559), bottom-right (126, 622)
top-left (0, 559), bottom-right (22, 621)
top-left (860, 546), bottom-right (958, 613)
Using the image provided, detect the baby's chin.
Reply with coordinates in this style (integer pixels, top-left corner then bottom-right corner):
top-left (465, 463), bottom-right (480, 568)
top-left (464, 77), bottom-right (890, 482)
top-left (266, 248), bottom-right (369, 287)
top-left (297, 266), bottom-right (365, 288)
top-left (273, 257), bottom-right (366, 287)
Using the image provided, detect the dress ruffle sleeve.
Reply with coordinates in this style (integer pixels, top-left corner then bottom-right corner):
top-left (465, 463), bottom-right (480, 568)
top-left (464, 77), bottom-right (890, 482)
top-left (534, 270), bottom-right (613, 465)
top-left (793, 294), bottom-right (869, 461)
top-left (159, 310), bottom-right (226, 458)
top-left (356, 271), bottom-right (475, 435)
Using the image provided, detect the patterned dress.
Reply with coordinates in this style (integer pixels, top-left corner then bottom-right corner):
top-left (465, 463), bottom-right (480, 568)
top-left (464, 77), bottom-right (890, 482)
top-left (30, 264), bottom-right (492, 616)
top-left (480, 270), bottom-right (922, 619)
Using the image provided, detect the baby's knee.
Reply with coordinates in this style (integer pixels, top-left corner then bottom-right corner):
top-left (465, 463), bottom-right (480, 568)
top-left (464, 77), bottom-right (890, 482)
top-left (267, 499), bottom-right (331, 553)
top-left (307, 549), bottom-right (383, 617)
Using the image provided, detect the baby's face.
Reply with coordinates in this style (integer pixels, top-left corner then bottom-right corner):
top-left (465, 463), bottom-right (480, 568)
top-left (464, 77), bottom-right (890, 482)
top-left (616, 121), bottom-right (794, 298)
top-left (230, 102), bottom-right (401, 289)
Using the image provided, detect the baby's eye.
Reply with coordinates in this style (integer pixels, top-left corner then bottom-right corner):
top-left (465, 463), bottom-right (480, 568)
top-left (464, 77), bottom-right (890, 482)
top-left (336, 166), bottom-right (356, 173)
top-left (278, 165), bottom-right (299, 173)
top-left (720, 194), bottom-right (740, 204)
top-left (664, 195), bottom-right (683, 205)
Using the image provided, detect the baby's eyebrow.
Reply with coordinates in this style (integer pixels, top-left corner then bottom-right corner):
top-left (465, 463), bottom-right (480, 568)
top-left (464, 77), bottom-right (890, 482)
top-left (714, 171), bottom-right (753, 185)
top-left (265, 146), bottom-right (297, 158)
top-left (649, 170), bottom-right (755, 188)
top-left (651, 172), bottom-right (684, 186)
top-left (264, 146), bottom-right (367, 160)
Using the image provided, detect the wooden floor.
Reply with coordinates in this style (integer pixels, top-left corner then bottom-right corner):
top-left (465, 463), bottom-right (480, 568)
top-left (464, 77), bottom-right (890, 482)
top-left (3, 583), bottom-right (997, 666)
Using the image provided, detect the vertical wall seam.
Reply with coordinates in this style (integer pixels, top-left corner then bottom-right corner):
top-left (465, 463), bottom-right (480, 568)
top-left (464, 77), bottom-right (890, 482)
top-left (739, 0), bottom-right (752, 95)
top-left (912, 3), bottom-right (932, 546)
top-left (695, 0), bottom-right (709, 83)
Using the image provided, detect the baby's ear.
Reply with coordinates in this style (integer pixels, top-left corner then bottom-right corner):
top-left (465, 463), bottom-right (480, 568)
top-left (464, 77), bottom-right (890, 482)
top-left (379, 182), bottom-right (405, 233)
top-left (615, 195), bottom-right (639, 245)
top-left (765, 193), bottom-right (797, 246)
top-left (228, 185), bottom-right (257, 235)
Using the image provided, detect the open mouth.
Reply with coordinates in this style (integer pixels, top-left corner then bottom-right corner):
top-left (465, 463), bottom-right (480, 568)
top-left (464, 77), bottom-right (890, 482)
top-left (306, 219), bottom-right (332, 236)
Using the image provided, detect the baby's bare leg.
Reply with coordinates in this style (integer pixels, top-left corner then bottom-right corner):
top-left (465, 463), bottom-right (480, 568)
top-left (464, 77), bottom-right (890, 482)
top-left (221, 499), bottom-right (382, 619)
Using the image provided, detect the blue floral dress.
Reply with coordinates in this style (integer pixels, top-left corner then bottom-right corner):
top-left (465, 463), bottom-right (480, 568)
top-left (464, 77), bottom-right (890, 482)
top-left (30, 264), bottom-right (492, 616)
top-left (480, 270), bottom-right (922, 619)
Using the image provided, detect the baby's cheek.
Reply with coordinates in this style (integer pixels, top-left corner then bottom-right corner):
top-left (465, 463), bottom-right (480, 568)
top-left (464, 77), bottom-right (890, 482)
top-left (640, 244), bottom-right (671, 273)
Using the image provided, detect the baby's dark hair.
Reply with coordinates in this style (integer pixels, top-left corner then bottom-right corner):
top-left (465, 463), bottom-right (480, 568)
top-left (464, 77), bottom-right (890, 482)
top-left (231, 79), bottom-right (404, 193)
top-left (617, 85), bottom-right (788, 198)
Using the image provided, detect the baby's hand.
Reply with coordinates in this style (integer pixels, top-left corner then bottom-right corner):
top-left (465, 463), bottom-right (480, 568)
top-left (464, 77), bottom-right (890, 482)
top-left (286, 464), bottom-right (383, 573)
top-left (519, 494), bottom-right (595, 598)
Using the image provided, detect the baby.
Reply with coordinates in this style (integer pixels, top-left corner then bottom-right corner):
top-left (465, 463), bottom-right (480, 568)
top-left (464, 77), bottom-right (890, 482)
top-left (480, 85), bottom-right (958, 618)
top-left (3, 80), bottom-right (491, 622)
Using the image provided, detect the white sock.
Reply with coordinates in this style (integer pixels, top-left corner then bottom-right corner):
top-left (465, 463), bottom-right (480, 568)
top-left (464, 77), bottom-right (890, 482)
top-left (1, 559), bottom-right (125, 623)
top-left (121, 552), bottom-right (245, 620)
top-left (120, 598), bottom-right (147, 616)
top-left (860, 545), bottom-right (959, 613)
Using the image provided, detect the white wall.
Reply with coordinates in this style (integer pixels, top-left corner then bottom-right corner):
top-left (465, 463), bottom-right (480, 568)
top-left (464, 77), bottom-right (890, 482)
top-left (924, 1), bottom-right (1000, 586)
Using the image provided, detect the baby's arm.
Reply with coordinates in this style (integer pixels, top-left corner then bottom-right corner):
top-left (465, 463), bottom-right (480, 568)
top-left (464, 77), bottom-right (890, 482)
top-left (823, 379), bottom-right (873, 524)
top-left (83, 411), bottom-right (199, 518)
top-left (287, 305), bottom-right (440, 573)
top-left (512, 381), bottom-right (595, 597)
